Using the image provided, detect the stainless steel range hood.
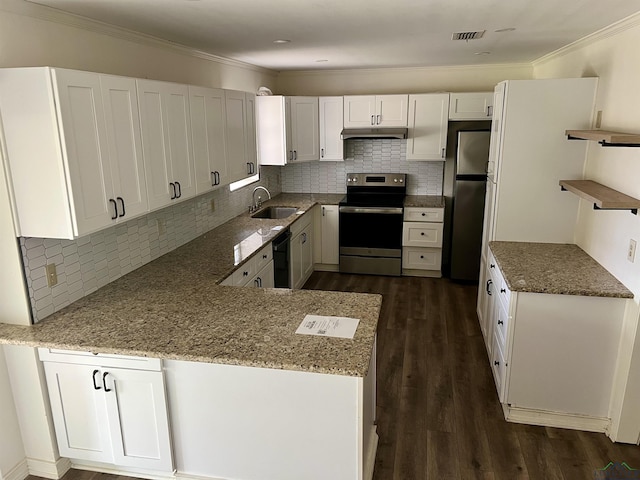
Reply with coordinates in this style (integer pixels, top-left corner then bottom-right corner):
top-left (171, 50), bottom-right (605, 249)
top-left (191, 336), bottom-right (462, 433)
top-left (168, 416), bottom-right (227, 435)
top-left (340, 128), bottom-right (408, 140)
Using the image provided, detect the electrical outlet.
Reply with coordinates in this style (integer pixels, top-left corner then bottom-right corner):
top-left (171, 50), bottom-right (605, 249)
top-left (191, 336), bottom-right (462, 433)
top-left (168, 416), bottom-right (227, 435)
top-left (210, 199), bottom-right (216, 212)
top-left (157, 218), bottom-right (166, 235)
top-left (595, 110), bottom-right (603, 129)
top-left (45, 264), bottom-right (58, 287)
top-left (628, 239), bottom-right (637, 263)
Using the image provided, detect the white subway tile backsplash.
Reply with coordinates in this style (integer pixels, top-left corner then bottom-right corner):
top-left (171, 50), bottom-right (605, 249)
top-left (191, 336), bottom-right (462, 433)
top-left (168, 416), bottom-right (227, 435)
top-left (281, 139), bottom-right (444, 195)
top-left (21, 167), bottom-right (281, 323)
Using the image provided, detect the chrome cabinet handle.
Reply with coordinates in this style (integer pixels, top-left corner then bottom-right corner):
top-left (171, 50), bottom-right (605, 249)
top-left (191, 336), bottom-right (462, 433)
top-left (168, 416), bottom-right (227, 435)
top-left (486, 279), bottom-right (493, 295)
top-left (109, 199), bottom-right (118, 220)
top-left (169, 183), bottom-right (176, 200)
top-left (376, 114), bottom-right (381, 125)
top-left (441, 148), bottom-right (445, 158)
top-left (215, 172), bottom-right (220, 185)
top-left (175, 181), bottom-right (181, 198)
top-left (117, 197), bottom-right (125, 217)
top-left (321, 148), bottom-right (324, 158)
top-left (371, 115), bottom-right (375, 125)
top-left (211, 172), bottom-right (216, 187)
top-left (92, 369), bottom-right (102, 390)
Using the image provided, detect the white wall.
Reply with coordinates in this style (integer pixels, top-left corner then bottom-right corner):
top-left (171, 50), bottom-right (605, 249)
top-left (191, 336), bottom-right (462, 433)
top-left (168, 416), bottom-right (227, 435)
top-left (276, 63), bottom-right (533, 95)
top-left (0, 347), bottom-right (26, 480)
top-left (534, 13), bottom-right (640, 443)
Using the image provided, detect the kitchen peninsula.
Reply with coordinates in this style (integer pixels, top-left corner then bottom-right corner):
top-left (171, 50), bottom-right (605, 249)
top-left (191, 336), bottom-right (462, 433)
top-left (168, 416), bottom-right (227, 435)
top-left (0, 194), bottom-right (380, 480)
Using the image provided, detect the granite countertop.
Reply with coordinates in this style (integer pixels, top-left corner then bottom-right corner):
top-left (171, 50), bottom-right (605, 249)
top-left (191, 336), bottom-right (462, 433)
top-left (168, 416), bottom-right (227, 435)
top-left (489, 241), bottom-right (634, 299)
top-left (0, 193), bottom-right (380, 377)
top-left (404, 195), bottom-right (445, 208)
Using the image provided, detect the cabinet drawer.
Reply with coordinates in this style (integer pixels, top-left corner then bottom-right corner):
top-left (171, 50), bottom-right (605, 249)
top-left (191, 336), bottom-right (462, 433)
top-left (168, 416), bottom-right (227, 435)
top-left (254, 244), bottom-right (273, 272)
top-left (402, 222), bottom-right (444, 247)
top-left (491, 332), bottom-right (507, 402)
top-left (402, 247), bottom-right (442, 270)
top-left (38, 348), bottom-right (161, 371)
top-left (233, 259), bottom-right (256, 286)
top-left (495, 300), bottom-right (509, 348)
top-left (404, 207), bottom-right (444, 223)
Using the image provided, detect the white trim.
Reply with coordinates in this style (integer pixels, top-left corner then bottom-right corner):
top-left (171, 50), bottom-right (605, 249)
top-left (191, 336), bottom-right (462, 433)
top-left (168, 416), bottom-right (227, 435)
top-left (2, 459), bottom-right (28, 480)
top-left (26, 457), bottom-right (71, 480)
top-left (313, 263), bottom-right (339, 272)
top-left (363, 427), bottom-right (379, 480)
top-left (0, 0), bottom-right (274, 76)
top-left (533, 11), bottom-right (640, 68)
top-left (504, 404), bottom-right (611, 433)
top-left (278, 62), bottom-right (533, 79)
top-left (71, 461), bottom-right (176, 480)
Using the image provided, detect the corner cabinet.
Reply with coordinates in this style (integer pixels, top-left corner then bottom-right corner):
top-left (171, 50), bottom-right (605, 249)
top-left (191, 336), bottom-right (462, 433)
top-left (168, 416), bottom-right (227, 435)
top-left (319, 97), bottom-right (344, 161)
top-left (406, 93), bottom-right (449, 161)
top-left (137, 79), bottom-right (196, 211)
top-left (38, 349), bottom-right (173, 472)
top-left (0, 67), bottom-right (148, 239)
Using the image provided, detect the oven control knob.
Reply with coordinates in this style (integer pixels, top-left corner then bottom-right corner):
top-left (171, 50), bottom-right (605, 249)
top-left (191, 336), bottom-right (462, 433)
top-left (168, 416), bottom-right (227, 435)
top-left (394, 178), bottom-right (398, 183)
top-left (399, 178), bottom-right (404, 183)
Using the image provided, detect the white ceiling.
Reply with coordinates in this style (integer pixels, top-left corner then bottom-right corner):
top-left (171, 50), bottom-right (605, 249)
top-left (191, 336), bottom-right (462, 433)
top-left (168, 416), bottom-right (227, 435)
top-left (25, 0), bottom-right (640, 71)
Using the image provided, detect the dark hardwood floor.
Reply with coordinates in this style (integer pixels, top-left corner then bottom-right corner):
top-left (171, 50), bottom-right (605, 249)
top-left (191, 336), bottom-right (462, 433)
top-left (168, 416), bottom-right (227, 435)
top-left (31, 272), bottom-right (640, 480)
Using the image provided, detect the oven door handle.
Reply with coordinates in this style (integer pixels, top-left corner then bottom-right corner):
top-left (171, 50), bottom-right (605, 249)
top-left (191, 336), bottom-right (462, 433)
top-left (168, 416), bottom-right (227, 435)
top-left (339, 206), bottom-right (403, 214)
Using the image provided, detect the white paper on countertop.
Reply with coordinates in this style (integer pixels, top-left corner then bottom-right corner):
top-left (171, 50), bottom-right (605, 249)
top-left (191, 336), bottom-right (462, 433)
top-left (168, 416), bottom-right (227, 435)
top-left (295, 315), bottom-right (360, 339)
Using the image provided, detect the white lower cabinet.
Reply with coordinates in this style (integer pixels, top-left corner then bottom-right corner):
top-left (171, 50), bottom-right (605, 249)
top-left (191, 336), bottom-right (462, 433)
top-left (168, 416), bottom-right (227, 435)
top-left (480, 249), bottom-right (627, 428)
top-left (221, 243), bottom-right (274, 287)
top-left (402, 207), bottom-right (444, 277)
top-left (291, 212), bottom-right (314, 289)
top-left (249, 261), bottom-right (275, 288)
top-left (314, 204), bottom-right (339, 268)
top-left (40, 352), bottom-right (173, 472)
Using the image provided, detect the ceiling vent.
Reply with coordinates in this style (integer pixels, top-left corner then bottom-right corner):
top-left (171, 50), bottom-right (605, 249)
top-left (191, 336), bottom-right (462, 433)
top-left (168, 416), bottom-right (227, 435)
top-left (452, 30), bottom-right (486, 41)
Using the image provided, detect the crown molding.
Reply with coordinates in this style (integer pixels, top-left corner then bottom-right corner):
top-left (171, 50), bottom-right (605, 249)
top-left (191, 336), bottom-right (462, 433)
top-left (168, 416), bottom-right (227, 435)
top-left (278, 62), bottom-right (533, 77)
top-left (533, 10), bottom-right (640, 67)
top-left (0, 0), bottom-right (276, 75)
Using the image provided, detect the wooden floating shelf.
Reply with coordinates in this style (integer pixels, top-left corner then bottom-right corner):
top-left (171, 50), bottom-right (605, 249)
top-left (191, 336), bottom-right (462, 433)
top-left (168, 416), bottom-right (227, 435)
top-left (559, 180), bottom-right (640, 215)
top-left (565, 129), bottom-right (640, 147)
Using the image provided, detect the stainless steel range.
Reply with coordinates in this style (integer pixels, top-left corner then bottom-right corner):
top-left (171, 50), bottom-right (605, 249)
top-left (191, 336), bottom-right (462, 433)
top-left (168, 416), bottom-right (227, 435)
top-left (339, 173), bottom-right (406, 276)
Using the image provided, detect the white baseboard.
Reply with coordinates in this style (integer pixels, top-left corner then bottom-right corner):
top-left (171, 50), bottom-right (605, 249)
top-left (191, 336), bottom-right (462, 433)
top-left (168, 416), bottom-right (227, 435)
top-left (71, 461), bottom-right (175, 480)
top-left (313, 264), bottom-right (339, 272)
top-left (26, 457), bottom-right (71, 479)
top-left (504, 405), bottom-right (611, 433)
top-left (402, 268), bottom-right (442, 278)
top-left (3, 459), bottom-right (29, 480)
top-left (364, 427), bottom-right (379, 480)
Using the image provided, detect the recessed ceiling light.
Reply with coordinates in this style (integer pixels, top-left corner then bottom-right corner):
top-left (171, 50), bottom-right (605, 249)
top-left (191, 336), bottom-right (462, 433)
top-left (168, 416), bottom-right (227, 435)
top-left (474, 51), bottom-right (491, 55)
top-left (495, 28), bottom-right (516, 33)
top-left (273, 39), bottom-right (291, 44)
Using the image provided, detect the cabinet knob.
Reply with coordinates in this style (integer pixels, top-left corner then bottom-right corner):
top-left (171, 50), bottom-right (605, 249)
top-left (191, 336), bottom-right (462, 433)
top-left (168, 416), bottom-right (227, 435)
top-left (500, 288), bottom-right (506, 293)
top-left (263, 254), bottom-right (268, 259)
top-left (494, 360), bottom-right (500, 366)
top-left (497, 320), bottom-right (504, 325)
top-left (422, 212), bottom-right (426, 216)
top-left (490, 264), bottom-right (495, 269)
top-left (421, 232), bottom-right (425, 236)
top-left (420, 255), bottom-right (424, 259)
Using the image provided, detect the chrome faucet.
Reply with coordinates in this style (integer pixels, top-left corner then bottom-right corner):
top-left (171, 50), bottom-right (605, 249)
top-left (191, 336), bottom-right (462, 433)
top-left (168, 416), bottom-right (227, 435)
top-left (250, 186), bottom-right (271, 212)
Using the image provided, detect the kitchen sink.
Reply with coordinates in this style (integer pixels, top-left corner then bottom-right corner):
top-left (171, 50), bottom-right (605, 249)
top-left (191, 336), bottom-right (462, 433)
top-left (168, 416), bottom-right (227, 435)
top-left (251, 206), bottom-right (298, 219)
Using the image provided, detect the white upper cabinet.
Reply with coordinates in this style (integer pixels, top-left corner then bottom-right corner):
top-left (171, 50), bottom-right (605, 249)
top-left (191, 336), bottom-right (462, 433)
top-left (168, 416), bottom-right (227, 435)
top-left (448, 92), bottom-right (494, 120)
top-left (319, 97), bottom-right (344, 161)
top-left (225, 90), bottom-right (257, 182)
top-left (406, 93), bottom-right (450, 161)
top-left (343, 95), bottom-right (408, 127)
top-left (189, 86), bottom-right (228, 194)
top-left (257, 95), bottom-right (319, 165)
top-left (287, 96), bottom-right (319, 162)
top-left (0, 67), bottom-right (148, 239)
top-left (137, 79), bottom-right (195, 211)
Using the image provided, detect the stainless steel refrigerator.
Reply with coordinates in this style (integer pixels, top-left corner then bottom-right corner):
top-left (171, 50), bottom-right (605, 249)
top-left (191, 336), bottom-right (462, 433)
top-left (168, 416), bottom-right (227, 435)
top-left (450, 131), bottom-right (491, 281)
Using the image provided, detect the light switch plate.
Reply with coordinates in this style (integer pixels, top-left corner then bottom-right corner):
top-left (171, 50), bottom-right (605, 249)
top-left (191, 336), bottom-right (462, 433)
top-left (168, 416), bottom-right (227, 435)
top-left (628, 239), bottom-right (637, 263)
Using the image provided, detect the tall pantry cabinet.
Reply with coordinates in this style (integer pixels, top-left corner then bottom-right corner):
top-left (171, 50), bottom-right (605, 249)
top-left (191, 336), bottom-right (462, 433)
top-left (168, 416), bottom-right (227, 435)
top-left (478, 78), bottom-right (598, 324)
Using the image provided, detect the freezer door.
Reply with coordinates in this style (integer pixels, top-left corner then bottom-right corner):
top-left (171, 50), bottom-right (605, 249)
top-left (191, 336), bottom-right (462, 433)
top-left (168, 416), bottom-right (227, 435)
top-left (456, 131), bottom-right (491, 176)
top-left (450, 179), bottom-right (487, 282)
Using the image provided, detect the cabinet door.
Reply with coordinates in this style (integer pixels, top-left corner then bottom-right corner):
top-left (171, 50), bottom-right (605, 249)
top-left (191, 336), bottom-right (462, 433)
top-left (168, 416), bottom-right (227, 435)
top-left (225, 90), bottom-right (250, 183)
top-left (319, 97), bottom-right (344, 161)
top-left (53, 69), bottom-right (115, 236)
top-left (320, 205), bottom-right (339, 264)
top-left (290, 231), bottom-right (303, 289)
top-left (251, 261), bottom-right (274, 288)
top-left (406, 93), bottom-right (449, 161)
top-left (190, 86), bottom-right (228, 193)
top-left (245, 93), bottom-right (257, 174)
top-left (256, 96), bottom-right (287, 166)
top-left (300, 224), bottom-right (314, 285)
top-left (103, 367), bottom-right (174, 471)
top-left (43, 362), bottom-right (112, 463)
top-left (289, 97), bottom-right (319, 162)
top-left (449, 92), bottom-right (493, 120)
top-left (100, 75), bottom-right (148, 221)
top-left (376, 95), bottom-right (408, 127)
top-left (138, 80), bottom-right (194, 210)
top-left (343, 95), bottom-right (376, 127)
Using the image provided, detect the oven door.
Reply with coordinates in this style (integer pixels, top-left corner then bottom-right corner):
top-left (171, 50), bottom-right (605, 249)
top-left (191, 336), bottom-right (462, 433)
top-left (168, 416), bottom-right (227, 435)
top-left (339, 206), bottom-right (403, 275)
